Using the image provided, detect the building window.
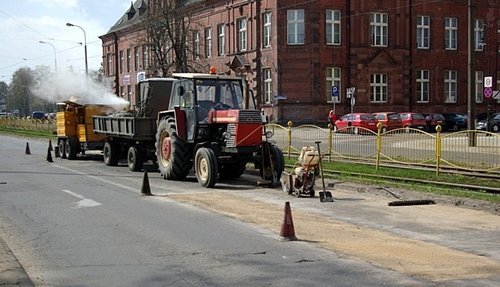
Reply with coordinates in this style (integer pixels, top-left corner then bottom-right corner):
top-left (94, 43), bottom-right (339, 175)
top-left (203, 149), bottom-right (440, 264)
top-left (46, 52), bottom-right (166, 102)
top-left (106, 53), bottom-right (113, 75)
top-left (326, 67), bottom-right (341, 103)
top-left (217, 24), bottom-right (225, 56)
top-left (119, 50), bottom-right (124, 74)
top-left (237, 18), bottom-right (247, 52)
top-left (127, 85), bottom-right (131, 102)
top-left (370, 13), bottom-right (388, 47)
top-left (204, 27), bottom-right (212, 59)
top-left (444, 70), bottom-right (457, 103)
top-left (263, 12), bottom-right (272, 48)
top-left (416, 15), bottom-right (430, 49)
top-left (126, 49), bottom-right (131, 73)
top-left (193, 31), bottom-right (200, 60)
top-left (416, 70), bottom-right (430, 103)
top-left (134, 47), bottom-right (139, 71)
top-left (287, 9), bottom-right (304, 45)
top-left (445, 17), bottom-right (458, 50)
top-left (326, 10), bottom-right (341, 45)
top-left (263, 68), bottom-right (272, 104)
top-left (475, 71), bottom-right (483, 103)
top-left (370, 74), bottom-right (387, 102)
top-left (142, 45), bottom-right (148, 69)
top-left (474, 19), bottom-right (485, 51)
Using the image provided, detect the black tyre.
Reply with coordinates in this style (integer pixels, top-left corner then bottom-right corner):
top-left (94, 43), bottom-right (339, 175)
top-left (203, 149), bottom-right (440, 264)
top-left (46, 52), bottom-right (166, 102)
top-left (58, 140), bottom-right (67, 159)
top-left (103, 141), bottom-right (119, 166)
top-left (127, 146), bottom-right (144, 171)
top-left (492, 124), bottom-right (499, 133)
top-left (270, 145), bottom-right (284, 180)
top-left (219, 162), bottom-right (247, 179)
top-left (155, 118), bottom-right (192, 180)
top-left (195, 147), bottom-right (218, 188)
top-left (66, 137), bottom-right (79, 160)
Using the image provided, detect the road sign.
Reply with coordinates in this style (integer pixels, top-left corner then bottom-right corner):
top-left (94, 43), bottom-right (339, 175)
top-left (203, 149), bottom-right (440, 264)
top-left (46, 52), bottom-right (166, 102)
top-left (484, 76), bottom-right (493, 88)
top-left (331, 86), bottom-right (339, 98)
top-left (493, 90), bottom-right (500, 100)
top-left (346, 87), bottom-right (355, 98)
top-left (484, 87), bottom-right (493, 98)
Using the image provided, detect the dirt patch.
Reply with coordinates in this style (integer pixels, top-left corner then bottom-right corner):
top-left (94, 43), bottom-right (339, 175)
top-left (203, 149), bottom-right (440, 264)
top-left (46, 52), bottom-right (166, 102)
top-left (167, 191), bottom-right (500, 282)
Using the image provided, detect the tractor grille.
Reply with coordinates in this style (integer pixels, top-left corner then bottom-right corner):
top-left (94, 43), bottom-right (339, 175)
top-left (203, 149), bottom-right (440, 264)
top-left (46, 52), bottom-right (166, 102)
top-left (238, 110), bottom-right (263, 123)
top-left (226, 124), bottom-right (236, 147)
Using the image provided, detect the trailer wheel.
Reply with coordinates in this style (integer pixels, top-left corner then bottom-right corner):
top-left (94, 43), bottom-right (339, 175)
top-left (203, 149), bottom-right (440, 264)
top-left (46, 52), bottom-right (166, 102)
top-left (155, 118), bottom-right (192, 180)
top-left (127, 146), bottom-right (144, 171)
top-left (58, 140), bottom-right (67, 159)
top-left (195, 147), bottom-right (218, 188)
top-left (103, 141), bottom-right (119, 166)
top-left (66, 137), bottom-right (79, 160)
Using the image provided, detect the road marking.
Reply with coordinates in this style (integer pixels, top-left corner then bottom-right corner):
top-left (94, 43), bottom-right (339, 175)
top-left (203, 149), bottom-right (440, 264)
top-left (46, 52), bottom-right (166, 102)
top-left (62, 189), bottom-right (102, 209)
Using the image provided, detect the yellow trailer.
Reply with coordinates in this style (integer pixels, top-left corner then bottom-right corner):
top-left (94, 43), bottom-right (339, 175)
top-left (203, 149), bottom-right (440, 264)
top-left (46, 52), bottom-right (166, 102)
top-left (56, 101), bottom-right (110, 159)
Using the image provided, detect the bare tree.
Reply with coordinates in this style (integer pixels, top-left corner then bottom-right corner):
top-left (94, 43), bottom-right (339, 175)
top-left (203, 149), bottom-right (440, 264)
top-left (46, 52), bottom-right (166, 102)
top-left (7, 68), bottom-right (35, 117)
top-left (137, 0), bottom-right (204, 75)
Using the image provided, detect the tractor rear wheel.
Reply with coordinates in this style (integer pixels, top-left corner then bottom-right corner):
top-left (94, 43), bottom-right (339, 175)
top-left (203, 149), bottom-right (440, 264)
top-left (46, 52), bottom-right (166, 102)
top-left (155, 118), bottom-right (192, 180)
top-left (270, 145), bottom-right (284, 180)
top-left (195, 147), bottom-right (218, 188)
top-left (127, 146), bottom-right (144, 171)
top-left (103, 141), bottom-right (119, 166)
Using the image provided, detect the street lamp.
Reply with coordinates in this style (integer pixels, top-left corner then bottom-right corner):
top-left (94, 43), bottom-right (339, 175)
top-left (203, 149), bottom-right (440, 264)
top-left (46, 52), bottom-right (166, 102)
top-left (66, 22), bottom-right (88, 76)
top-left (39, 40), bottom-right (57, 74)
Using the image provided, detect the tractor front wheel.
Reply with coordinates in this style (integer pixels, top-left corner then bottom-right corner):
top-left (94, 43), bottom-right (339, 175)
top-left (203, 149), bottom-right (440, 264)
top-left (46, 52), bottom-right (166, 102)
top-left (195, 147), bottom-right (218, 188)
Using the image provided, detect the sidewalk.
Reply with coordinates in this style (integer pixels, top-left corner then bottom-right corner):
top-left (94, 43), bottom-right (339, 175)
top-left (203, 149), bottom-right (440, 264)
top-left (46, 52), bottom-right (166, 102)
top-left (0, 235), bottom-right (33, 286)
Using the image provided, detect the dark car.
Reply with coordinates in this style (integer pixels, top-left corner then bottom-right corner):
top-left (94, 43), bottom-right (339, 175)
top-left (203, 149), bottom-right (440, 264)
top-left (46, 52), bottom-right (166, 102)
top-left (476, 112), bottom-right (500, 132)
top-left (442, 113), bottom-right (467, 131)
top-left (31, 111), bottom-right (46, 119)
top-left (423, 113), bottom-right (445, 132)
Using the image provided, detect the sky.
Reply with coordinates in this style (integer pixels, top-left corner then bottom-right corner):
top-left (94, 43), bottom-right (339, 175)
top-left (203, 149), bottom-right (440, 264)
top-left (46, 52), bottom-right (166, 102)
top-left (0, 0), bottom-right (133, 84)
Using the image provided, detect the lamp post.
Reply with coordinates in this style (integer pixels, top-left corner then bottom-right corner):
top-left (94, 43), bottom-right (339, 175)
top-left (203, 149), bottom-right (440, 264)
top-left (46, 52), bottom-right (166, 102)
top-left (66, 22), bottom-right (88, 76)
top-left (39, 40), bottom-right (57, 74)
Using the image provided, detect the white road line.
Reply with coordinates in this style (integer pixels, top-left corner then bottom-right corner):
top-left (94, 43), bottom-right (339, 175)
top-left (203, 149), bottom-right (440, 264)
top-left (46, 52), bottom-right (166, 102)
top-left (62, 189), bottom-right (102, 209)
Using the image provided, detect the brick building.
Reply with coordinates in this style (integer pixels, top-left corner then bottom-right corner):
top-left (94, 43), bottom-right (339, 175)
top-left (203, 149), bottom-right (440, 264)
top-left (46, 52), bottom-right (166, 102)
top-left (100, 0), bottom-right (500, 124)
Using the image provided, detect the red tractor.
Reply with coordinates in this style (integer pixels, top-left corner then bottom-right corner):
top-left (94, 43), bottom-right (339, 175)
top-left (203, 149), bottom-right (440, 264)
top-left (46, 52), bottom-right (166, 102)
top-left (155, 71), bottom-right (284, 187)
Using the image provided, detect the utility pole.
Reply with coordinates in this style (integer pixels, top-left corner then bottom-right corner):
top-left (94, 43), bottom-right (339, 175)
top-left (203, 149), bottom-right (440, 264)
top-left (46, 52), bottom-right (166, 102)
top-left (467, 0), bottom-right (476, 146)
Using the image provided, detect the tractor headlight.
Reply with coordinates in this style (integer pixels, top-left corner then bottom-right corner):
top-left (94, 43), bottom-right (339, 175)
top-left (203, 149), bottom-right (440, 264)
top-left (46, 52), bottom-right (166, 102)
top-left (265, 130), bottom-right (273, 139)
top-left (223, 131), bottom-right (232, 140)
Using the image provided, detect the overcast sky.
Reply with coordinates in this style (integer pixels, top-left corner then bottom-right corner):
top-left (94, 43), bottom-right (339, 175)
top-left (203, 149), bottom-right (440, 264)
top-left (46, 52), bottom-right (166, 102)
top-left (0, 0), bottom-right (132, 84)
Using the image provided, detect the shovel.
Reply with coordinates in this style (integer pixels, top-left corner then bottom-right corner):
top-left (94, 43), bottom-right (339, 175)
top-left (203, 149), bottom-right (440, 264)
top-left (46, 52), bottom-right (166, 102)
top-left (315, 141), bottom-right (334, 202)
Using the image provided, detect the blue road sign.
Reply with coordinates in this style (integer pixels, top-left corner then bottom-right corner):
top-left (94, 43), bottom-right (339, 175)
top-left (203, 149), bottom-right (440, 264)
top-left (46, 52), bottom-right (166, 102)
top-left (331, 86), bottom-right (339, 98)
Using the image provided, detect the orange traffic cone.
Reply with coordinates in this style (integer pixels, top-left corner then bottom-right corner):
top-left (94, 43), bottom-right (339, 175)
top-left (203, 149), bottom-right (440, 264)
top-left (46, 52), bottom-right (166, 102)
top-left (278, 201), bottom-right (297, 241)
top-left (25, 142), bottom-right (31, 155)
top-left (141, 171), bottom-right (152, 196)
top-left (48, 139), bottom-right (53, 151)
top-left (46, 147), bottom-right (53, 162)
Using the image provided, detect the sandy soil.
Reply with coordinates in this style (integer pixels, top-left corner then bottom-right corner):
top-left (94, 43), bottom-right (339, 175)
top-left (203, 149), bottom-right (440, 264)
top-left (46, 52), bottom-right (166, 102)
top-left (167, 186), bottom-right (500, 283)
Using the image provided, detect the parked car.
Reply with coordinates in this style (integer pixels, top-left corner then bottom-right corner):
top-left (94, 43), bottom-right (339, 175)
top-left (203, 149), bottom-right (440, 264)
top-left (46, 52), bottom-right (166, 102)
top-left (372, 112), bottom-right (401, 132)
top-left (423, 113), bottom-right (446, 132)
top-left (31, 111), bottom-right (46, 119)
top-left (476, 112), bottom-right (500, 132)
top-left (333, 113), bottom-right (378, 134)
top-left (442, 113), bottom-right (467, 131)
top-left (398, 112), bottom-right (426, 130)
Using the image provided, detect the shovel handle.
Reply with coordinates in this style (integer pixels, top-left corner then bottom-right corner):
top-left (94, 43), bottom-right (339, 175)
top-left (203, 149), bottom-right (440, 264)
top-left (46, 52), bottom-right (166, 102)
top-left (315, 141), bottom-right (326, 191)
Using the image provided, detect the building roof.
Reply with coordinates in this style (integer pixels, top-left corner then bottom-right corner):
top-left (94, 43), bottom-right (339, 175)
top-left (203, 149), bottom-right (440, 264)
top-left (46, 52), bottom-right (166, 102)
top-left (104, 0), bottom-right (148, 35)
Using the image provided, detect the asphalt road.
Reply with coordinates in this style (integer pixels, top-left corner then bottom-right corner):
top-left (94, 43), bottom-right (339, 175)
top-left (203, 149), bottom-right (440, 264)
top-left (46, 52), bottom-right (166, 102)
top-left (0, 135), bottom-right (432, 286)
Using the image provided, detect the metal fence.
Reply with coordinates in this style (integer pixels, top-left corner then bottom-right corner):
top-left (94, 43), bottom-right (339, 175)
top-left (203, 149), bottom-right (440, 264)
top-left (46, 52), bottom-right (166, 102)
top-left (0, 117), bottom-right (56, 132)
top-left (1, 117), bottom-right (499, 174)
top-left (267, 121), bottom-right (500, 174)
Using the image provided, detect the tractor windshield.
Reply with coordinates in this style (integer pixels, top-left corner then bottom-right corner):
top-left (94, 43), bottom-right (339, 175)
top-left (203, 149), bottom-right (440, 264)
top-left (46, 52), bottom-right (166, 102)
top-left (195, 79), bottom-right (244, 110)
